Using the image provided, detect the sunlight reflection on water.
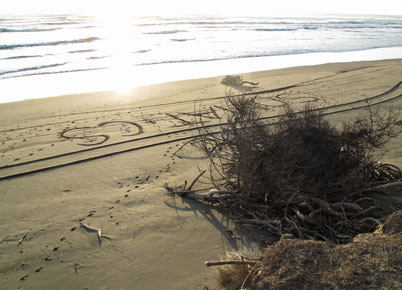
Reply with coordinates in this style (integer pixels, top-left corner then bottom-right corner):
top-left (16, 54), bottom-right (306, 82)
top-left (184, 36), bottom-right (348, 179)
top-left (2, 46), bottom-right (402, 103)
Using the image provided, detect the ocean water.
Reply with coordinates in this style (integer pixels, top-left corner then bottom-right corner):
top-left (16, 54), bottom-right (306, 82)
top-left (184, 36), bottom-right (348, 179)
top-left (1, 14), bottom-right (402, 103)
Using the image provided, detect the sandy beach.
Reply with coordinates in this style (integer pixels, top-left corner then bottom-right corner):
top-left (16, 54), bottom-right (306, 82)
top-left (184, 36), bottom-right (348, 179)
top-left (1, 58), bottom-right (402, 290)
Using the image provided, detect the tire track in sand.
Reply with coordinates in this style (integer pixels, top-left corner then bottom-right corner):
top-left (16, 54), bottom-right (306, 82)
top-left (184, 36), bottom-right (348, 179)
top-left (0, 78), bottom-right (401, 181)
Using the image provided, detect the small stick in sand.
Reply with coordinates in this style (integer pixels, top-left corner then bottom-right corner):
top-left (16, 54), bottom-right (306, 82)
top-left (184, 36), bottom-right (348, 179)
top-left (209, 106), bottom-right (221, 119)
top-left (17, 234), bottom-right (27, 247)
top-left (97, 229), bottom-right (102, 242)
top-left (205, 260), bottom-right (257, 267)
top-left (165, 113), bottom-right (192, 125)
top-left (0, 235), bottom-right (10, 244)
top-left (80, 222), bottom-right (111, 245)
top-left (80, 222), bottom-right (98, 232)
top-left (74, 263), bottom-right (80, 274)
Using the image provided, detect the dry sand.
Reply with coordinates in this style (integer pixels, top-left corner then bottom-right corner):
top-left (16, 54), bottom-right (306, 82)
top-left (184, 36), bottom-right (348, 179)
top-left (1, 58), bottom-right (402, 290)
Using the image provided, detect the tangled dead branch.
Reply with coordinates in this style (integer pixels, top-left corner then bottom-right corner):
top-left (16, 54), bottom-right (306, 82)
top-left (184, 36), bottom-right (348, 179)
top-left (221, 75), bottom-right (259, 86)
top-left (169, 93), bottom-right (402, 244)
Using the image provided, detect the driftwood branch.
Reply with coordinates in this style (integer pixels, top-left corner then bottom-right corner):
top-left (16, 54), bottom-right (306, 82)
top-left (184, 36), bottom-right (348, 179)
top-left (80, 222), bottom-right (111, 246)
top-left (360, 217), bottom-right (382, 225)
top-left (370, 181), bottom-right (402, 191)
top-left (180, 189), bottom-right (237, 203)
top-left (205, 260), bottom-right (257, 267)
top-left (17, 234), bottom-right (27, 247)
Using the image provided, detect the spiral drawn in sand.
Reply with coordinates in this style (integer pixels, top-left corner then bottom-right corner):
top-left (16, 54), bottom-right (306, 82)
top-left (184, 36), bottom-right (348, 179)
top-left (59, 121), bottom-right (144, 146)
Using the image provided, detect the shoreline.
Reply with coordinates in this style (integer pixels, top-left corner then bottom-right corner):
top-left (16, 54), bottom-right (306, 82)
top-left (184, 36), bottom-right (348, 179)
top-left (1, 46), bottom-right (402, 104)
top-left (1, 58), bottom-right (402, 289)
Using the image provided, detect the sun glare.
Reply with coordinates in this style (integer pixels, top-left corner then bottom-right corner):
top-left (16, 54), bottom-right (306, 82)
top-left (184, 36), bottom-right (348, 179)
top-left (95, 11), bottom-right (138, 94)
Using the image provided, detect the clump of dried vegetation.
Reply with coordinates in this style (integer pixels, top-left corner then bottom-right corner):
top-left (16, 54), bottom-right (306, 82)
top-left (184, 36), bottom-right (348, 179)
top-left (249, 210), bottom-right (402, 290)
top-left (209, 211), bottom-right (402, 290)
top-left (176, 95), bottom-right (401, 243)
top-left (221, 75), bottom-right (259, 86)
top-left (167, 93), bottom-right (402, 289)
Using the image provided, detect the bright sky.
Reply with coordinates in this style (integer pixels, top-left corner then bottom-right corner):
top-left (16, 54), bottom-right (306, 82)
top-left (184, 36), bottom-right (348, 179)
top-left (3, 0), bottom-right (402, 16)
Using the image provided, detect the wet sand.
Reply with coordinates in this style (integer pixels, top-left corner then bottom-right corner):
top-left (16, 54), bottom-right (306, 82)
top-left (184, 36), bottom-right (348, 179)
top-left (1, 58), bottom-right (402, 289)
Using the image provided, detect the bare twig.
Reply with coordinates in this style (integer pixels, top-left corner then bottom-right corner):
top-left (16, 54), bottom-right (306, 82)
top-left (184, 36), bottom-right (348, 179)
top-left (209, 106), bottom-right (221, 119)
top-left (360, 217), bottom-right (382, 225)
top-left (331, 202), bottom-right (363, 213)
top-left (188, 170), bottom-right (207, 191)
top-left (172, 139), bottom-right (194, 156)
top-left (166, 113), bottom-right (192, 126)
top-left (355, 206), bottom-right (381, 217)
top-left (205, 260), bottom-right (257, 267)
top-left (370, 181), bottom-right (402, 190)
top-left (80, 222), bottom-right (111, 245)
top-left (17, 234), bottom-right (27, 247)
top-left (0, 235), bottom-right (9, 244)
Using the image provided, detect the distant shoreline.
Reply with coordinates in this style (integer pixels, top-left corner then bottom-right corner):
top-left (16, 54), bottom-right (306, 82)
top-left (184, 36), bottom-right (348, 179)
top-left (2, 13), bottom-right (402, 104)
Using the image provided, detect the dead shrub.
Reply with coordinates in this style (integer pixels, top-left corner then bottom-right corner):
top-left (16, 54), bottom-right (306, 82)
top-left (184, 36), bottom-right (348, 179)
top-left (187, 94), bottom-right (402, 244)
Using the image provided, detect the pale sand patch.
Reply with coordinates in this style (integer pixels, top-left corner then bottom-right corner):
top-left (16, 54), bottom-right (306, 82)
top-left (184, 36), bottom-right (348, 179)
top-left (1, 58), bottom-right (402, 289)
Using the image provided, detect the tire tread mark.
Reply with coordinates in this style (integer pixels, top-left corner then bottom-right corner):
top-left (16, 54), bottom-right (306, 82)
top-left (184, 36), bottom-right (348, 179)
top-left (0, 81), bottom-right (401, 181)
